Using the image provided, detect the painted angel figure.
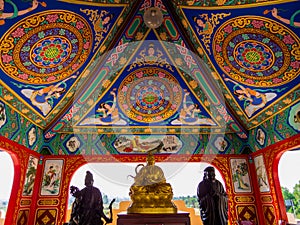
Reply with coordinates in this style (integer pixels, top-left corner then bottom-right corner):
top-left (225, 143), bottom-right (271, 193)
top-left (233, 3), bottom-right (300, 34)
top-left (171, 89), bottom-right (216, 125)
top-left (0, 0), bottom-right (46, 25)
top-left (225, 78), bottom-right (276, 118)
top-left (264, 8), bottom-right (300, 28)
top-left (21, 75), bottom-right (77, 116)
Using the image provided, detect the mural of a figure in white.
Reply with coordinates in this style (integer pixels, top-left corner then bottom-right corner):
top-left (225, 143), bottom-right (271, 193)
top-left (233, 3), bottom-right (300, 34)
top-left (28, 127), bottom-right (37, 146)
top-left (254, 155), bottom-right (270, 192)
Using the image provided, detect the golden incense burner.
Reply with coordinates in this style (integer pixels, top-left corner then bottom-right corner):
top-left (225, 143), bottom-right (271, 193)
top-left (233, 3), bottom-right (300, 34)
top-left (127, 153), bottom-right (177, 214)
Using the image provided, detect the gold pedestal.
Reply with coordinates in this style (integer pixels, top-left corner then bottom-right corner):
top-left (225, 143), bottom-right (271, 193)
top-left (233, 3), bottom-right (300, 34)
top-left (126, 153), bottom-right (177, 214)
top-left (127, 185), bottom-right (177, 214)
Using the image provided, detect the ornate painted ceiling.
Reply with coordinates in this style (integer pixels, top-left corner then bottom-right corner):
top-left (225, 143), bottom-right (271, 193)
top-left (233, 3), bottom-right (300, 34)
top-left (0, 0), bottom-right (299, 154)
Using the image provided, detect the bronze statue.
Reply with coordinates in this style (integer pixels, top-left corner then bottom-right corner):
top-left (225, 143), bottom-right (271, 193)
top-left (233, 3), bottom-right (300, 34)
top-left (197, 166), bottom-right (228, 225)
top-left (68, 171), bottom-right (115, 225)
top-left (127, 152), bottom-right (177, 214)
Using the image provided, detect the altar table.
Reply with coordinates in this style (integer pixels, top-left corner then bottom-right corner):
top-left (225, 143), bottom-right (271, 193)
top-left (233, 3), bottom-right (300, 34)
top-left (117, 211), bottom-right (191, 225)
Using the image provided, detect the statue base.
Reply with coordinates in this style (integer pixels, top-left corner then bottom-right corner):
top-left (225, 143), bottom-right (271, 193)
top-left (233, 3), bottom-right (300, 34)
top-left (127, 191), bottom-right (177, 214)
top-left (127, 202), bottom-right (177, 214)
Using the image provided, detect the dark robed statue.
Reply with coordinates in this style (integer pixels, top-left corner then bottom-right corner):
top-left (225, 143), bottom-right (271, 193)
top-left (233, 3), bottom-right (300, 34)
top-left (197, 166), bottom-right (228, 225)
top-left (68, 171), bottom-right (115, 225)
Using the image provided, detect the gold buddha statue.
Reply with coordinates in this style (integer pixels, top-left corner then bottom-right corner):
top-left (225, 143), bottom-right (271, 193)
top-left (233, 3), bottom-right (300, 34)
top-left (127, 152), bottom-right (177, 214)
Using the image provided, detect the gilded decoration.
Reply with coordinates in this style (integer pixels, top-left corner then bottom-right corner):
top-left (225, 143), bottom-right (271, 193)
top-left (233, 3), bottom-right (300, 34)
top-left (213, 16), bottom-right (300, 87)
top-left (193, 12), bottom-right (231, 54)
top-left (127, 152), bottom-right (177, 214)
top-left (38, 199), bottom-right (60, 206)
top-left (235, 196), bottom-right (255, 203)
top-left (0, 10), bottom-right (92, 84)
top-left (20, 199), bottom-right (32, 206)
top-left (262, 205), bottom-right (276, 225)
top-left (17, 209), bottom-right (29, 225)
top-left (80, 8), bottom-right (113, 52)
top-left (35, 209), bottom-right (57, 225)
top-left (261, 195), bottom-right (273, 203)
top-left (237, 205), bottom-right (257, 222)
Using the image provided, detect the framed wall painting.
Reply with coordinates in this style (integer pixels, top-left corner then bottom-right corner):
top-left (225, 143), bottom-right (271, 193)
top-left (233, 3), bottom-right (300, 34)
top-left (230, 158), bottom-right (252, 193)
top-left (254, 154), bottom-right (270, 192)
top-left (40, 159), bottom-right (64, 196)
top-left (22, 155), bottom-right (38, 196)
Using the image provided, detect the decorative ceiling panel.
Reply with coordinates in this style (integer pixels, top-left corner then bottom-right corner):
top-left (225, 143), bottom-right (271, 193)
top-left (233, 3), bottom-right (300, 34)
top-left (1, 0), bottom-right (299, 151)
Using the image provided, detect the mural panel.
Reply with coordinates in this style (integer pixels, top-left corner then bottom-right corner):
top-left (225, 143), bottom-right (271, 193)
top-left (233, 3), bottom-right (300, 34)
top-left (113, 134), bottom-right (182, 154)
top-left (254, 154), bottom-right (270, 193)
top-left (230, 158), bottom-right (251, 193)
top-left (40, 159), bottom-right (64, 196)
top-left (23, 155), bottom-right (38, 196)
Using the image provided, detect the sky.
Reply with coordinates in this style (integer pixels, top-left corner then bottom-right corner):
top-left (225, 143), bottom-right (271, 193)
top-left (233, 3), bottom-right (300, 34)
top-left (0, 150), bottom-right (300, 200)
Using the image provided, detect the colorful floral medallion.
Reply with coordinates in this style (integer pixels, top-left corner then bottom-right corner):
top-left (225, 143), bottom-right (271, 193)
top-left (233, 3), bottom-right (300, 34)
top-left (0, 10), bottom-right (92, 84)
top-left (118, 68), bottom-right (182, 123)
top-left (213, 16), bottom-right (300, 87)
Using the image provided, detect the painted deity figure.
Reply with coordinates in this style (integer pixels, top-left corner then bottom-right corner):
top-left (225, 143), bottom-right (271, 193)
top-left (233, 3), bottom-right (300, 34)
top-left (80, 88), bottom-right (127, 126)
top-left (45, 165), bottom-right (57, 188)
top-left (171, 89), bottom-right (215, 125)
top-left (80, 9), bottom-right (113, 51)
top-left (225, 78), bottom-right (276, 117)
top-left (96, 88), bottom-right (119, 122)
top-left (94, 12), bottom-right (113, 33)
top-left (193, 13), bottom-right (230, 54)
top-left (0, 0), bottom-right (46, 25)
top-left (235, 164), bottom-right (250, 190)
top-left (197, 166), bottom-right (228, 225)
top-left (193, 16), bottom-right (213, 35)
top-left (21, 75), bottom-right (77, 116)
top-left (179, 89), bottom-right (201, 123)
top-left (264, 8), bottom-right (300, 28)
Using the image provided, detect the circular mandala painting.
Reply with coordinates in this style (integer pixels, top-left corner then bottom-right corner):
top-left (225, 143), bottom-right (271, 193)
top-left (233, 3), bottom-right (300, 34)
top-left (118, 68), bottom-right (182, 123)
top-left (0, 10), bottom-right (92, 84)
top-left (213, 16), bottom-right (300, 87)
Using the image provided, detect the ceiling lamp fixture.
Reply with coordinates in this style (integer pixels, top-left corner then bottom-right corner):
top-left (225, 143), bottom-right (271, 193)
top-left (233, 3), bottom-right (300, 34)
top-left (143, 7), bottom-right (163, 29)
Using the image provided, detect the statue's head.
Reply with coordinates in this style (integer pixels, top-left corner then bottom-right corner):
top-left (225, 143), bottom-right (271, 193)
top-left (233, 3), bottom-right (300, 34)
top-left (204, 166), bottom-right (216, 181)
top-left (146, 153), bottom-right (155, 165)
top-left (85, 171), bottom-right (94, 187)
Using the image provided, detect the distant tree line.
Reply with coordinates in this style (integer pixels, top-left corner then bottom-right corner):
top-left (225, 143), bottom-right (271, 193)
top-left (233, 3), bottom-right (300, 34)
top-left (282, 180), bottom-right (300, 219)
top-left (174, 195), bottom-right (199, 208)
